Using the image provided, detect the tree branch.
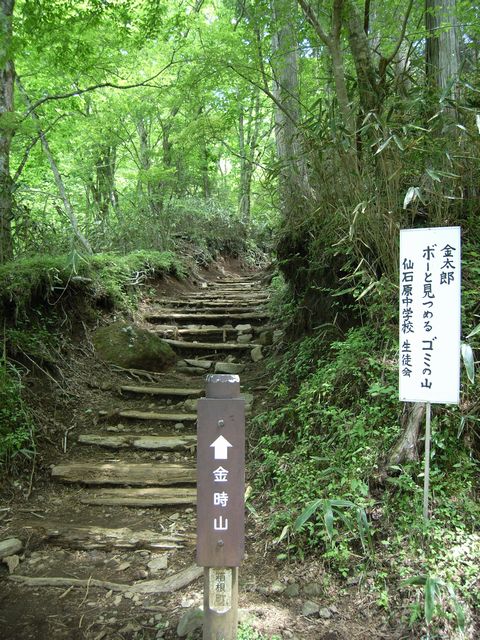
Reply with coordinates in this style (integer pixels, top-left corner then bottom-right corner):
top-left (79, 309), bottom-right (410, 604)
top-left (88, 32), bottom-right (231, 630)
top-left (297, 0), bottom-right (332, 48)
top-left (22, 55), bottom-right (179, 118)
top-left (383, 0), bottom-right (415, 67)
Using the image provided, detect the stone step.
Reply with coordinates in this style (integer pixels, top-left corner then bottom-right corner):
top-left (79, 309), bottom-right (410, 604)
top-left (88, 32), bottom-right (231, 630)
top-left (99, 409), bottom-right (197, 422)
top-left (119, 385), bottom-right (203, 397)
top-left (81, 487), bottom-right (197, 507)
top-left (155, 305), bottom-right (265, 314)
top-left (51, 462), bottom-right (196, 486)
top-left (78, 434), bottom-right (197, 450)
top-left (162, 338), bottom-right (252, 351)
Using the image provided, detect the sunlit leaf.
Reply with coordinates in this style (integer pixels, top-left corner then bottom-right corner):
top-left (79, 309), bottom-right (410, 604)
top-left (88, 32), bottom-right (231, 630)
top-left (294, 498), bottom-right (323, 531)
top-left (466, 323), bottom-right (480, 339)
top-left (426, 168), bottom-right (441, 182)
top-left (461, 342), bottom-right (475, 383)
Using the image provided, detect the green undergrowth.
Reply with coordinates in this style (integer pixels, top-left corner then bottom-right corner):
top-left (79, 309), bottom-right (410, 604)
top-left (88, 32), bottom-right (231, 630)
top-left (0, 249), bottom-right (185, 470)
top-left (252, 322), bottom-right (479, 636)
top-left (0, 249), bottom-right (185, 319)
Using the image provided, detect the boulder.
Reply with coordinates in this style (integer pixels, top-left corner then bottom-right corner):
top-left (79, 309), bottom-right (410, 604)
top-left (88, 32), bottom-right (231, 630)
top-left (93, 322), bottom-right (176, 371)
top-left (214, 362), bottom-right (245, 374)
top-left (0, 539), bottom-right (22, 559)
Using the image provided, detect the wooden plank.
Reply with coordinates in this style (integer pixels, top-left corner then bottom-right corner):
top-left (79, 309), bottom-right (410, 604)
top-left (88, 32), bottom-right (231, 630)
top-left (78, 434), bottom-right (197, 450)
top-left (162, 339), bottom-right (251, 351)
top-left (81, 487), bottom-right (197, 507)
top-left (145, 312), bottom-right (269, 323)
top-left (119, 385), bottom-right (203, 397)
top-left (32, 523), bottom-right (193, 550)
top-left (156, 306), bottom-right (265, 314)
top-left (51, 462), bottom-right (196, 486)
top-left (99, 409), bottom-right (197, 421)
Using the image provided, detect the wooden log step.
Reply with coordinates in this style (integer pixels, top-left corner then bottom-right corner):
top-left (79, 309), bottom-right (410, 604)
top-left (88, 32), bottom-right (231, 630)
top-left (145, 312), bottom-right (269, 324)
top-left (119, 385), bottom-right (203, 397)
top-left (78, 434), bottom-right (197, 450)
top-left (156, 306), bottom-right (265, 314)
top-left (9, 564), bottom-right (202, 594)
top-left (162, 338), bottom-right (252, 351)
top-left (99, 409), bottom-right (197, 422)
top-left (81, 487), bottom-right (197, 507)
top-left (31, 523), bottom-right (194, 550)
top-left (159, 299), bottom-right (258, 307)
top-left (51, 462), bottom-right (196, 486)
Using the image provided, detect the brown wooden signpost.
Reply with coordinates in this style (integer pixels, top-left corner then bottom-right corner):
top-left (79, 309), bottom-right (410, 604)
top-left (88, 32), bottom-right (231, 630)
top-left (197, 374), bottom-right (245, 639)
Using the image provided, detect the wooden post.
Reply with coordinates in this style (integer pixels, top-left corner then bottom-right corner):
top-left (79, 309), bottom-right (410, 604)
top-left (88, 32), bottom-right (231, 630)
top-left (203, 567), bottom-right (239, 640)
top-left (197, 374), bottom-right (245, 640)
top-left (423, 402), bottom-right (432, 522)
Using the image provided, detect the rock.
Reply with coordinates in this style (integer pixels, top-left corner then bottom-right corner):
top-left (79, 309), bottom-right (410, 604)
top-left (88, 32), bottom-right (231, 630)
top-left (183, 399), bottom-right (198, 412)
top-left (176, 608), bottom-right (203, 637)
top-left (214, 362), bottom-right (245, 375)
top-left (184, 359), bottom-right (212, 370)
top-left (116, 561), bottom-right (131, 571)
top-left (241, 393), bottom-right (254, 410)
top-left (302, 601), bottom-right (320, 617)
top-left (237, 334), bottom-right (253, 344)
top-left (174, 423), bottom-right (185, 430)
top-left (0, 539), bottom-right (22, 559)
top-left (148, 555), bottom-right (168, 572)
top-left (250, 346), bottom-right (263, 362)
top-left (273, 329), bottom-right (284, 343)
top-left (284, 583), bottom-right (300, 597)
top-left (235, 324), bottom-right (252, 332)
top-left (269, 580), bottom-right (285, 594)
top-left (93, 322), bottom-right (176, 371)
top-left (304, 582), bottom-right (322, 597)
top-left (319, 607), bottom-right (332, 619)
top-left (258, 330), bottom-right (274, 346)
top-left (346, 576), bottom-right (359, 586)
top-left (3, 555), bottom-right (20, 573)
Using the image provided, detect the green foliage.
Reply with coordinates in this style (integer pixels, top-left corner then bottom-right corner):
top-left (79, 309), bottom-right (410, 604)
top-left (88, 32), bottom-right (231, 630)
top-left (0, 249), bottom-right (184, 318)
top-left (0, 362), bottom-right (35, 471)
top-left (403, 574), bottom-right (465, 636)
top-left (237, 624), bottom-right (281, 640)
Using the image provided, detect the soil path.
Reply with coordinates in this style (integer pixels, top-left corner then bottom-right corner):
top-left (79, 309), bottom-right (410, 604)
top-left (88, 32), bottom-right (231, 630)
top-left (0, 265), bottom-right (397, 640)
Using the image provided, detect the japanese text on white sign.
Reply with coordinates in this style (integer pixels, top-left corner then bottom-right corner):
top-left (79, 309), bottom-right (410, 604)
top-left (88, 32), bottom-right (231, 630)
top-left (399, 227), bottom-right (461, 404)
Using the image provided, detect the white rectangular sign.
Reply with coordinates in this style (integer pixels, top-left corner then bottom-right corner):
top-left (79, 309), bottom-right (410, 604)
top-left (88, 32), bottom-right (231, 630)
top-left (399, 227), bottom-right (461, 404)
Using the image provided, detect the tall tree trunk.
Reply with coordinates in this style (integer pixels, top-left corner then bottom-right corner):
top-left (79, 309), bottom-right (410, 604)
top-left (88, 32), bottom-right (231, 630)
top-left (17, 79), bottom-right (92, 254)
top-left (426, 0), bottom-right (460, 113)
top-left (271, 0), bottom-right (310, 216)
top-left (238, 88), bottom-right (261, 225)
top-left (0, 0), bottom-right (15, 263)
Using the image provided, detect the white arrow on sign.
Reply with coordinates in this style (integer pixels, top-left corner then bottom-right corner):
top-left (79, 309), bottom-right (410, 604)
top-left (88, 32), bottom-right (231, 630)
top-left (210, 435), bottom-right (233, 460)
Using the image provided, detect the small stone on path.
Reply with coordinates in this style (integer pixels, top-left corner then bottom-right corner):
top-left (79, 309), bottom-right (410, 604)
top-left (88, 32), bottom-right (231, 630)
top-left (304, 582), bottom-right (322, 597)
top-left (251, 346), bottom-right (263, 362)
top-left (148, 555), bottom-right (168, 572)
top-left (302, 600), bottom-right (320, 617)
top-left (319, 607), bottom-right (332, 619)
top-left (284, 583), bottom-right (300, 597)
top-left (3, 555), bottom-right (20, 574)
top-left (214, 362), bottom-right (245, 374)
top-left (176, 608), bottom-right (203, 637)
top-left (0, 538), bottom-right (23, 559)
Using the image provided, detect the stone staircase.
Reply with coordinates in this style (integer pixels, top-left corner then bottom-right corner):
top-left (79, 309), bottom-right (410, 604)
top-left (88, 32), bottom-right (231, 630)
top-left (2, 271), bottom-right (273, 632)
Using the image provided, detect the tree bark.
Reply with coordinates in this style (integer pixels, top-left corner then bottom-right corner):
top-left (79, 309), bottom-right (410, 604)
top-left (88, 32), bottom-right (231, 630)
top-left (17, 79), bottom-right (93, 254)
top-left (271, 0), bottom-right (311, 216)
top-left (0, 0), bottom-right (15, 263)
top-left (238, 88), bottom-right (261, 225)
top-left (426, 0), bottom-right (460, 110)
